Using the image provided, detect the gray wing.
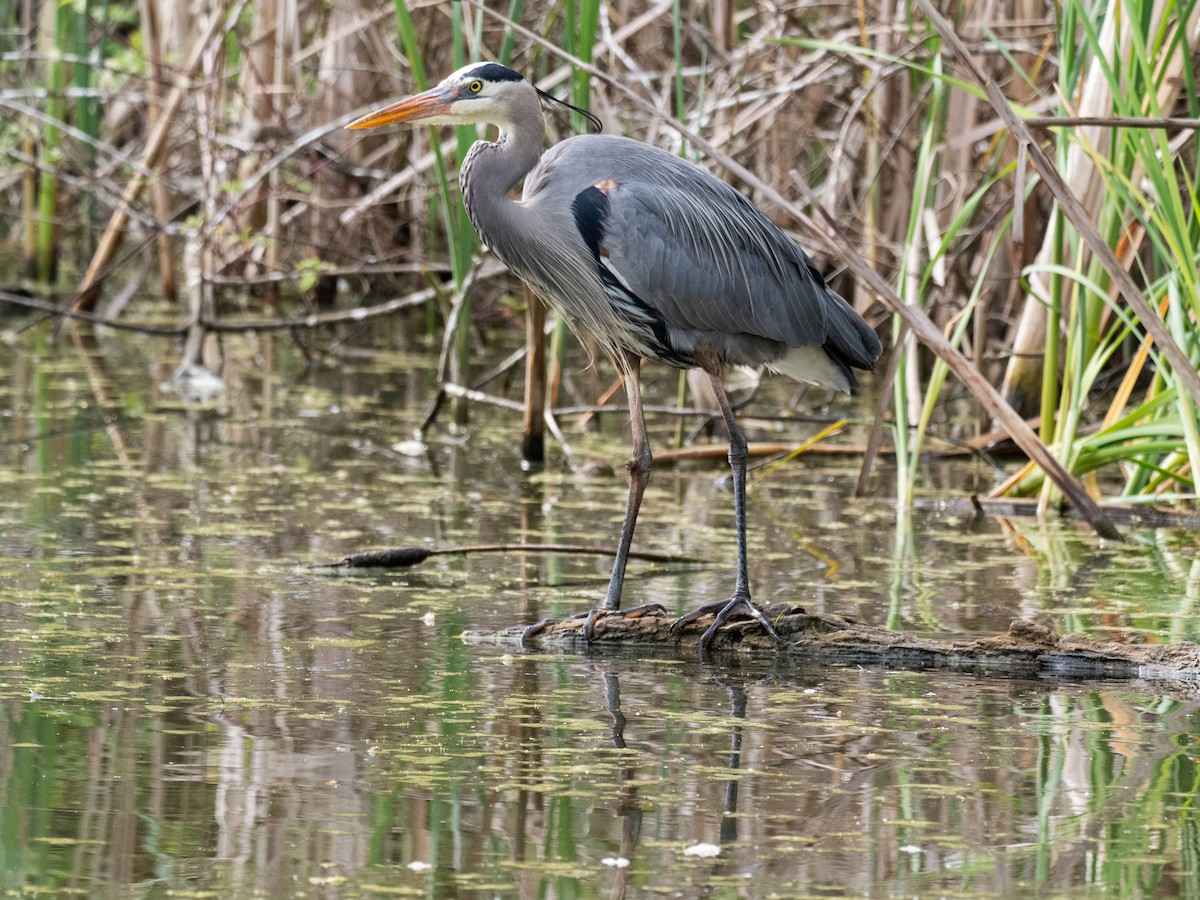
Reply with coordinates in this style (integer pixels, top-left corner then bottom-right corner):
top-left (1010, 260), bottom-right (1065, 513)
top-left (528, 135), bottom-right (878, 372)
top-left (597, 177), bottom-right (828, 343)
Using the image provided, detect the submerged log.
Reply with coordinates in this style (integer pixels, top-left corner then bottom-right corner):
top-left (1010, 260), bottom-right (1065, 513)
top-left (461, 606), bottom-right (1200, 682)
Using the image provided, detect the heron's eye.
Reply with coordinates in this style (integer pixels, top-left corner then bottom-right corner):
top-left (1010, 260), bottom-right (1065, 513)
top-left (468, 80), bottom-right (483, 94)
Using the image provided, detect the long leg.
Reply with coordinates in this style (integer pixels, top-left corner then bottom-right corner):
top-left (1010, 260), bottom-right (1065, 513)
top-left (601, 352), bottom-right (650, 609)
top-left (574, 350), bottom-right (663, 638)
top-left (670, 368), bottom-right (781, 650)
top-left (522, 350), bottom-right (664, 644)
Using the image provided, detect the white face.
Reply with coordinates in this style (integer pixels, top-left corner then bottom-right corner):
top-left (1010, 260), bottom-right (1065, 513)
top-left (346, 62), bottom-right (530, 133)
top-left (434, 64), bottom-right (528, 127)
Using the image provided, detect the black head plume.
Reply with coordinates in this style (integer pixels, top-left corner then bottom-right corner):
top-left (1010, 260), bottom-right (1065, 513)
top-left (534, 86), bottom-right (603, 134)
top-left (465, 62), bottom-right (525, 83)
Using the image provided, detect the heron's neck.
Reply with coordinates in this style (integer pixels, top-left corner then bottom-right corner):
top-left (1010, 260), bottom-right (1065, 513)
top-left (460, 121), bottom-right (541, 254)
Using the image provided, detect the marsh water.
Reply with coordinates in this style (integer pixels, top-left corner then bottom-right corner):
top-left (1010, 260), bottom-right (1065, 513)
top-left (2, 322), bottom-right (1200, 898)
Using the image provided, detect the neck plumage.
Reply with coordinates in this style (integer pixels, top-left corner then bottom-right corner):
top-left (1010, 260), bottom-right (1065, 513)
top-left (459, 116), bottom-right (543, 264)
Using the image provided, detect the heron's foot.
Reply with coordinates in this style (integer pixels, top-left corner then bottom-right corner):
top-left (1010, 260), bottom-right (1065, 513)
top-left (521, 603), bottom-right (668, 647)
top-left (669, 593), bottom-right (783, 652)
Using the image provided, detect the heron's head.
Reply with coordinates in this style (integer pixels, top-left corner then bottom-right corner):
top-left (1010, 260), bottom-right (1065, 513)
top-left (346, 62), bottom-right (532, 131)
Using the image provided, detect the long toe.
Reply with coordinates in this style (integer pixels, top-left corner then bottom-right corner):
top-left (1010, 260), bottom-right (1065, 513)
top-left (524, 604), bottom-right (670, 647)
top-left (521, 611), bottom-right (589, 647)
top-left (672, 596), bottom-right (783, 652)
top-left (668, 601), bottom-right (730, 637)
top-left (580, 607), bottom-right (604, 642)
top-left (623, 602), bottom-right (669, 619)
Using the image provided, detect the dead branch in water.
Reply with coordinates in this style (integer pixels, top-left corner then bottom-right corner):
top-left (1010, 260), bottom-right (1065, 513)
top-left (309, 543), bottom-right (705, 571)
top-left (464, 607), bottom-right (1200, 683)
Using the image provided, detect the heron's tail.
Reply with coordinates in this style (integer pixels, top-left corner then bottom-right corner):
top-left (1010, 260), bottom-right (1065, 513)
top-left (767, 345), bottom-right (854, 392)
top-left (820, 288), bottom-right (882, 389)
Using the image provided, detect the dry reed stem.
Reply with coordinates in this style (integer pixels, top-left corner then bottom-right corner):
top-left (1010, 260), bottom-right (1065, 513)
top-left (7, 0), bottom-right (1034, 347)
top-left (918, 0), bottom-right (1200, 412)
top-left (461, 3), bottom-right (1121, 537)
top-left (0, 0), bottom-right (1184, 512)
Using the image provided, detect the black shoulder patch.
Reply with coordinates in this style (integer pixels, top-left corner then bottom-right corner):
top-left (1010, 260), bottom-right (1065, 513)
top-left (467, 63), bottom-right (524, 83)
top-left (572, 183), bottom-right (694, 368)
top-left (572, 185), bottom-right (610, 263)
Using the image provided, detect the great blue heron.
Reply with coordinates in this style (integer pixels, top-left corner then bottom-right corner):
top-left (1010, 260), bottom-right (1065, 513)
top-left (348, 62), bottom-right (881, 651)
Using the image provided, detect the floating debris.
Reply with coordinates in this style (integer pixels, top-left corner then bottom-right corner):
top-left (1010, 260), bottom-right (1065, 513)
top-left (166, 364), bottom-right (226, 402)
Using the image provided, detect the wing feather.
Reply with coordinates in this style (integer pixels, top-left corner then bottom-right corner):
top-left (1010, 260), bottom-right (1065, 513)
top-left (524, 134), bottom-right (879, 375)
top-left (598, 178), bottom-right (830, 347)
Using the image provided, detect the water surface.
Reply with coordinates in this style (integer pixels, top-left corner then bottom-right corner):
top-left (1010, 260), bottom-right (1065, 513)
top-left (2, 324), bottom-right (1198, 897)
